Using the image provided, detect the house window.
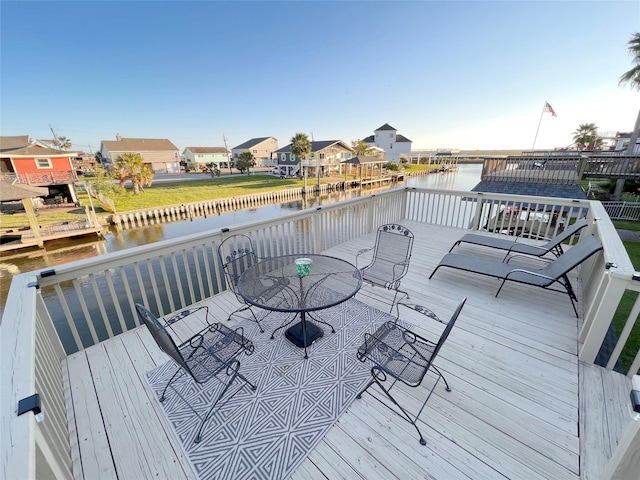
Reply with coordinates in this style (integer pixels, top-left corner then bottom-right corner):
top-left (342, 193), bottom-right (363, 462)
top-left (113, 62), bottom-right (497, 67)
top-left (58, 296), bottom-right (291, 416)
top-left (36, 158), bottom-right (52, 168)
top-left (281, 154), bottom-right (287, 161)
top-left (319, 153), bottom-right (325, 160)
top-left (252, 149), bottom-right (257, 154)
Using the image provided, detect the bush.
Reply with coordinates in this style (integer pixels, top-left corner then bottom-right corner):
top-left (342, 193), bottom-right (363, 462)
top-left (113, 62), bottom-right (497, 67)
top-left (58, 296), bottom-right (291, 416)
top-left (385, 162), bottom-right (399, 171)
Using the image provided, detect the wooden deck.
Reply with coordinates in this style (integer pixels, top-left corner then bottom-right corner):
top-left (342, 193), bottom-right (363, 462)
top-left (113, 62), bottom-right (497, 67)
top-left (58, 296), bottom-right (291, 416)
top-left (63, 221), bottom-right (633, 480)
top-left (0, 223), bottom-right (103, 252)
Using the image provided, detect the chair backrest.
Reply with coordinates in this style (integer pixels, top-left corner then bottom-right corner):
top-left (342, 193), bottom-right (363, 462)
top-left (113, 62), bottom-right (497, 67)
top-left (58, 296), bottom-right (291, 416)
top-left (542, 217), bottom-right (588, 250)
top-left (429, 297), bottom-right (466, 364)
top-left (135, 303), bottom-right (193, 378)
top-left (541, 234), bottom-right (603, 280)
top-left (370, 224), bottom-right (414, 277)
top-left (217, 235), bottom-right (260, 297)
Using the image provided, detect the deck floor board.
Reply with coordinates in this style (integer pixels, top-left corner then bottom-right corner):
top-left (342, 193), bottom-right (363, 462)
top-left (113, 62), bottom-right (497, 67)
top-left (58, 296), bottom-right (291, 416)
top-left (64, 221), bottom-right (631, 480)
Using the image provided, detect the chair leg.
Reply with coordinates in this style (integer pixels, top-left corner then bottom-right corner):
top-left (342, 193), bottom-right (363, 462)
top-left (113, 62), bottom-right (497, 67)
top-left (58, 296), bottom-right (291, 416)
top-left (160, 366), bottom-right (185, 402)
top-left (194, 360), bottom-right (256, 444)
top-left (390, 288), bottom-right (409, 314)
top-left (356, 369), bottom-right (427, 446)
top-left (306, 311), bottom-right (335, 333)
top-left (271, 313), bottom-right (299, 339)
top-left (229, 304), bottom-right (265, 333)
top-left (560, 274), bottom-right (579, 318)
top-left (431, 365), bottom-right (451, 392)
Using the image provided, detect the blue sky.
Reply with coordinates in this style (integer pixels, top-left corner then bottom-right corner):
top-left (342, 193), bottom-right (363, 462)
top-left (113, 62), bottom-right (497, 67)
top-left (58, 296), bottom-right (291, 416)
top-left (1, 1), bottom-right (638, 152)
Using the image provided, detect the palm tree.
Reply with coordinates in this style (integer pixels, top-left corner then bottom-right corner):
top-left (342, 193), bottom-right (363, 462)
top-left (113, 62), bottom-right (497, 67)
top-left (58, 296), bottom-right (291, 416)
top-left (619, 32), bottom-right (640, 154)
top-left (290, 133), bottom-right (311, 178)
top-left (619, 32), bottom-right (640, 89)
top-left (351, 139), bottom-right (373, 156)
top-left (572, 123), bottom-right (601, 151)
top-left (57, 136), bottom-right (72, 150)
top-left (113, 152), bottom-right (154, 195)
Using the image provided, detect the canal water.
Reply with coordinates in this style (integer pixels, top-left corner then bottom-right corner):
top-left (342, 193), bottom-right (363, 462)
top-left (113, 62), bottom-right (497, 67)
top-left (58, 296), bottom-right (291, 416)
top-left (0, 164), bottom-right (482, 312)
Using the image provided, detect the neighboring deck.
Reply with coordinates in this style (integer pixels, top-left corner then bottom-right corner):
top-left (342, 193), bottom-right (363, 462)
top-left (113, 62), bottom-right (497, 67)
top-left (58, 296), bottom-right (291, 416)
top-left (0, 223), bottom-right (104, 253)
top-left (63, 221), bottom-right (633, 480)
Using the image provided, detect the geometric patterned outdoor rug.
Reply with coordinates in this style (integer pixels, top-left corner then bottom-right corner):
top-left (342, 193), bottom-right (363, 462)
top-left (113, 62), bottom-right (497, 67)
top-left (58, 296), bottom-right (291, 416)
top-left (145, 297), bottom-right (395, 480)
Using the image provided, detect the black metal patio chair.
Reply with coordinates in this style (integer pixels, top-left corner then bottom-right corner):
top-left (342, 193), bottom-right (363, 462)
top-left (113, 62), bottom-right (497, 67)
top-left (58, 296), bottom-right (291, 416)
top-left (356, 297), bottom-right (466, 445)
top-left (136, 303), bottom-right (256, 444)
top-left (356, 224), bottom-right (414, 313)
top-left (217, 234), bottom-right (290, 332)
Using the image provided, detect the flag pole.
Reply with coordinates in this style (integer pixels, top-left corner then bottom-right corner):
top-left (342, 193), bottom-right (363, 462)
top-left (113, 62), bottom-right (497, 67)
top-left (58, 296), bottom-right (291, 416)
top-left (531, 102), bottom-right (546, 150)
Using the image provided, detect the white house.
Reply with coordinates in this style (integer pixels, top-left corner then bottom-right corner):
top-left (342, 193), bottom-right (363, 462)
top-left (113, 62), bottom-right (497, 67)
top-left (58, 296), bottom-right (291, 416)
top-left (362, 123), bottom-right (412, 163)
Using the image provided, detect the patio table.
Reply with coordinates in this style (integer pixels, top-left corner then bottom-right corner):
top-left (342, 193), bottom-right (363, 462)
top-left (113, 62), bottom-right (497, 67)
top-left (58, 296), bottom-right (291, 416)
top-left (237, 254), bottom-right (363, 358)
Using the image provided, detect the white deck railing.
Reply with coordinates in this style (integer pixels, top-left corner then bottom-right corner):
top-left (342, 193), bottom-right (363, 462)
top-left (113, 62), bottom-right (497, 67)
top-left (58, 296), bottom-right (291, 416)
top-left (2, 187), bottom-right (638, 480)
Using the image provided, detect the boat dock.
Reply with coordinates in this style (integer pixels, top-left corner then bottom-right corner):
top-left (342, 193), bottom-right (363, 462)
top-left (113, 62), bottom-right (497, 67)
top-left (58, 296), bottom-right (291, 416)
top-left (0, 221), bottom-right (104, 253)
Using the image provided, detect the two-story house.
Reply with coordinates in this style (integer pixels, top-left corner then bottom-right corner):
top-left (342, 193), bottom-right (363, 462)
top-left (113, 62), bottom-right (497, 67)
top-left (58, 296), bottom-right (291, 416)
top-left (100, 135), bottom-right (180, 174)
top-left (362, 123), bottom-right (412, 163)
top-left (0, 135), bottom-right (79, 204)
top-left (182, 147), bottom-right (230, 171)
top-left (231, 137), bottom-right (278, 168)
top-left (273, 140), bottom-right (352, 178)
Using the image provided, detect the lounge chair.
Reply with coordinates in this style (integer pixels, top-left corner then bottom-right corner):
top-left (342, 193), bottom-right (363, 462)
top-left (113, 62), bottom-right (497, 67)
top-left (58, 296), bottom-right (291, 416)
top-left (448, 217), bottom-right (589, 260)
top-left (429, 234), bottom-right (603, 317)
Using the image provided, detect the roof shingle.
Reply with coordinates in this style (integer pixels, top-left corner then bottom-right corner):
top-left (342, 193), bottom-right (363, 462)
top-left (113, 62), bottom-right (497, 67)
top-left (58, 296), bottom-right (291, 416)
top-left (101, 138), bottom-right (178, 151)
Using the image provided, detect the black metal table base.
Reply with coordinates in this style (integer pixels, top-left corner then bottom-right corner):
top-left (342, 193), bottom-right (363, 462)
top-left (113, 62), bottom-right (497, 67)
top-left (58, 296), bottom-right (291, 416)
top-left (285, 320), bottom-right (324, 348)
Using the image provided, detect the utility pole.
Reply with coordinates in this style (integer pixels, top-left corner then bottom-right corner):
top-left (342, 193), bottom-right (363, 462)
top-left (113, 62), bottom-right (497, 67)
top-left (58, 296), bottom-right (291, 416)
top-left (49, 124), bottom-right (60, 148)
top-left (222, 134), bottom-right (232, 175)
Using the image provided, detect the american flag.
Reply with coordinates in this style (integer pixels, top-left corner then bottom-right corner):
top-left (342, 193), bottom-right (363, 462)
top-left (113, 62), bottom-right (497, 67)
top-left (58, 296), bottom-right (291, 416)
top-left (544, 102), bottom-right (557, 117)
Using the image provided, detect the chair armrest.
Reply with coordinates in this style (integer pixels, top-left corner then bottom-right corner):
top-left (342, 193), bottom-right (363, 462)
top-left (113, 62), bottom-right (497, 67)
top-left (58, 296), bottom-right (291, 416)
top-left (505, 253), bottom-right (551, 266)
top-left (503, 268), bottom-right (554, 283)
top-left (357, 321), bottom-right (397, 362)
top-left (398, 302), bottom-right (444, 324)
top-left (355, 247), bottom-right (373, 269)
top-left (216, 323), bottom-right (255, 355)
top-left (165, 305), bottom-right (210, 326)
top-left (391, 260), bottom-right (410, 280)
top-left (399, 327), bottom-right (436, 349)
top-left (523, 233), bottom-right (549, 241)
top-left (506, 242), bottom-right (549, 255)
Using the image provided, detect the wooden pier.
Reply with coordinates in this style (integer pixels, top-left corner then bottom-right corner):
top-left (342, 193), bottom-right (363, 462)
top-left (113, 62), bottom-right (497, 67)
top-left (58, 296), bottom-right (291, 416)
top-left (0, 221), bottom-right (104, 253)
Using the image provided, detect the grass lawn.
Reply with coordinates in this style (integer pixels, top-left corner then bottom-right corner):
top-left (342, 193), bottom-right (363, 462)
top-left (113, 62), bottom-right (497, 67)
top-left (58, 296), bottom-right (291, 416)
top-left (612, 219), bottom-right (640, 231)
top-left (0, 175), bottom-right (323, 230)
top-left (403, 164), bottom-right (440, 173)
top-left (112, 174), bottom-right (310, 211)
top-left (613, 241), bottom-right (640, 373)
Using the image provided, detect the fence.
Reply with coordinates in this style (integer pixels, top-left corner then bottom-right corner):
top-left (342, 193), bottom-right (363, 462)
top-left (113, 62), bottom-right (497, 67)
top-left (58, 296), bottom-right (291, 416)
top-left (2, 187), bottom-right (639, 480)
top-left (602, 201), bottom-right (640, 221)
